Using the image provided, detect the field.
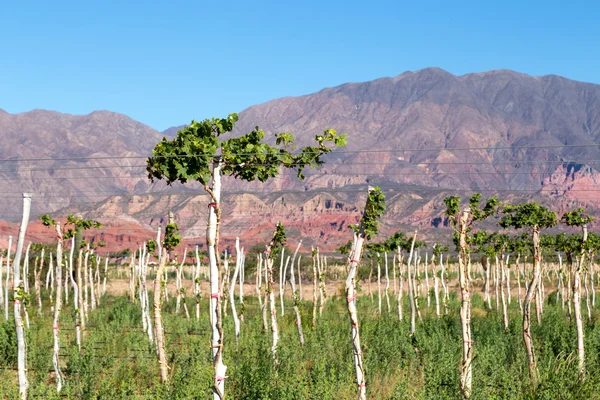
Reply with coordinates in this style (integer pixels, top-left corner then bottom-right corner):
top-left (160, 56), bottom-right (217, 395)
top-left (2, 269), bottom-right (600, 400)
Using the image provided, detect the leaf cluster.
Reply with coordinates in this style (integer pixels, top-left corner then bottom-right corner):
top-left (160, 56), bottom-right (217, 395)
top-left (444, 193), bottom-right (499, 230)
top-left (350, 186), bottom-right (386, 240)
top-left (268, 222), bottom-right (287, 258)
top-left (146, 113), bottom-right (347, 186)
top-left (561, 208), bottom-right (594, 227)
top-left (163, 223), bottom-right (181, 252)
top-left (499, 203), bottom-right (556, 230)
top-left (39, 213), bottom-right (102, 240)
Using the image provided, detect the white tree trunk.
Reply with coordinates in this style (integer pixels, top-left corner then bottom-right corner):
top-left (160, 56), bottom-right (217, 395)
top-left (69, 238), bottom-right (81, 352)
top-left (377, 257), bottom-right (381, 315)
top-left (573, 225), bottom-right (588, 378)
top-left (385, 252), bottom-right (391, 313)
top-left (13, 194), bottom-right (32, 399)
top-left (52, 223), bottom-right (64, 392)
top-left (407, 234), bottom-right (417, 335)
top-left (195, 246), bottom-right (201, 321)
top-left (154, 250), bottom-right (169, 383)
top-left (176, 248), bottom-right (187, 314)
top-left (297, 255), bottom-right (302, 301)
top-left (440, 253), bottom-right (449, 315)
top-left (229, 238), bottom-right (242, 343)
top-left (279, 248), bottom-right (286, 316)
top-left (345, 233), bottom-right (366, 400)
top-left (289, 242), bottom-right (304, 345)
top-left (208, 164), bottom-right (226, 400)
top-left (5, 236), bottom-right (12, 321)
top-left (457, 210), bottom-right (472, 400)
top-left (397, 251), bottom-right (404, 321)
top-left (425, 253), bottom-right (431, 308)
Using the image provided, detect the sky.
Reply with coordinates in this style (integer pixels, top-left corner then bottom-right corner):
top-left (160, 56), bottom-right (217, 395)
top-left (1, 0), bottom-right (599, 131)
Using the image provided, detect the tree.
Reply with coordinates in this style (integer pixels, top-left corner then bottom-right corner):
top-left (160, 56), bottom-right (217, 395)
top-left (561, 208), bottom-right (594, 379)
top-left (499, 202), bottom-right (556, 388)
top-left (445, 193), bottom-right (499, 400)
top-left (345, 186), bottom-right (386, 400)
top-left (154, 213), bottom-right (180, 383)
top-left (146, 113), bottom-right (345, 399)
top-left (40, 214), bottom-right (102, 352)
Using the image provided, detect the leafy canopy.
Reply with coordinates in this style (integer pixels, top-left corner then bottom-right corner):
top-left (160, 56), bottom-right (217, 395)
top-left (146, 113), bottom-right (347, 186)
top-left (561, 208), bottom-right (594, 227)
top-left (499, 203), bottom-right (556, 230)
top-left (39, 213), bottom-right (102, 241)
top-left (349, 186), bottom-right (386, 240)
top-left (163, 222), bottom-right (181, 252)
top-left (444, 193), bottom-right (500, 252)
top-left (267, 222), bottom-right (287, 258)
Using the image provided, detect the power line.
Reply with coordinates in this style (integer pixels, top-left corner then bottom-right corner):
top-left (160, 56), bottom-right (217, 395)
top-left (0, 142), bottom-right (599, 163)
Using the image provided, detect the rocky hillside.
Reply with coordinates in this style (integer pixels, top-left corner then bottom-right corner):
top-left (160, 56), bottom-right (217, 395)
top-left (2, 68), bottom-right (600, 250)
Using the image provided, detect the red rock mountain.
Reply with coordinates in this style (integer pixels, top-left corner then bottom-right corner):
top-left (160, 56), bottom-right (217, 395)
top-left (1, 68), bottom-right (600, 252)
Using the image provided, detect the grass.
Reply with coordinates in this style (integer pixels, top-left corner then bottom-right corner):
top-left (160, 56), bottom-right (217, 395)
top-left (1, 287), bottom-right (600, 399)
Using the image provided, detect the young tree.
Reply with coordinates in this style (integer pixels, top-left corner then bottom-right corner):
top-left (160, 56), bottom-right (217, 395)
top-left (445, 193), bottom-right (499, 400)
top-left (264, 222), bottom-right (286, 362)
top-left (146, 114), bottom-right (345, 399)
top-left (345, 186), bottom-right (386, 400)
top-left (40, 214), bottom-right (101, 355)
top-left (499, 202), bottom-right (556, 387)
top-left (154, 213), bottom-right (181, 383)
top-left (561, 208), bottom-right (594, 378)
top-left (13, 194), bottom-right (32, 400)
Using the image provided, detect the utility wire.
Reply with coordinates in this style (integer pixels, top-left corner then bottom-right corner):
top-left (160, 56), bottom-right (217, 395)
top-left (0, 142), bottom-right (598, 163)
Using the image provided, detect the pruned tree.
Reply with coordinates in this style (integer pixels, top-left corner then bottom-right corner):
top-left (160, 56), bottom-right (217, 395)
top-left (561, 208), bottom-right (594, 379)
top-left (154, 212), bottom-right (180, 383)
top-left (499, 202), bottom-right (556, 388)
top-left (13, 194), bottom-right (32, 400)
top-left (445, 193), bottom-right (499, 400)
top-left (264, 222), bottom-right (287, 363)
top-left (345, 186), bottom-right (386, 400)
top-left (146, 114), bottom-right (345, 399)
top-left (40, 214), bottom-right (101, 355)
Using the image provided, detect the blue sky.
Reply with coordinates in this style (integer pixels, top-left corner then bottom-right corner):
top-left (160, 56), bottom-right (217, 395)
top-left (1, 0), bottom-right (598, 131)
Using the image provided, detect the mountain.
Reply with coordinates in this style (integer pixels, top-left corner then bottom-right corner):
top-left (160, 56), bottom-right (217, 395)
top-left (2, 68), bottom-right (600, 251)
top-left (0, 109), bottom-right (163, 219)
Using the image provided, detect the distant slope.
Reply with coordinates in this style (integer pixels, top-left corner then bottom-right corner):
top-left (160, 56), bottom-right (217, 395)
top-left (2, 68), bottom-right (600, 249)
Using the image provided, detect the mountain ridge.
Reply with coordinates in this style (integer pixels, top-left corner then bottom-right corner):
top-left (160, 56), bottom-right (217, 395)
top-left (2, 67), bottom-right (600, 250)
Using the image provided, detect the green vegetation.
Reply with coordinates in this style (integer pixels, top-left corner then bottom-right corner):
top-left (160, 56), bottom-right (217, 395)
top-left (2, 290), bottom-right (600, 399)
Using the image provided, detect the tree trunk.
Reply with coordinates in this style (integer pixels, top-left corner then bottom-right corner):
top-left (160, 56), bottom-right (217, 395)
top-left (13, 194), bottom-right (32, 400)
top-left (195, 246), bottom-right (202, 321)
top-left (297, 255), bottom-right (302, 301)
top-left (440, 253), bottom-right (449, 315)
top-left (312, 249), bottom-right (318, 327)
top-left (35, 252), bottom-right (43, 316)
top-left (523, 227), bottom-right (541, 388)
top-left (289, 242), bottom-right (304, 345)
top-left (230, 238), bottom-right (242, 343)
top-left (69, 239), bottom-right (81, 352)
top-left (573, 224), bottom-right (588, 378)
top-left (516, 254), bottom-right (523, 313)
top-left (397, 251), bottom-right (404, 321)
top-left (207, 164), bottom-right (227, 400)
top-left (407, 234), bottom-right (418, 335)
top-left (279, 248), bottom-right (286, 316)
top-left (377, 257), bottom-right (381, 315)
top-left (52, 223), bottom-right (64, 392)
top-left (385, 252), bottom-right (391, 313)
top-left (345, 233), bottom-right (367, 400)
top-left (501, 256), bottom-right (509, 332)
top-left (457, 210), bottom-right (473, 400)
top-left (5, 236), bottom-right (12, 321)
top-left (154, 250), bottom-right (169, 383)
top-left (266, 253), bottom-right (280, 364)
